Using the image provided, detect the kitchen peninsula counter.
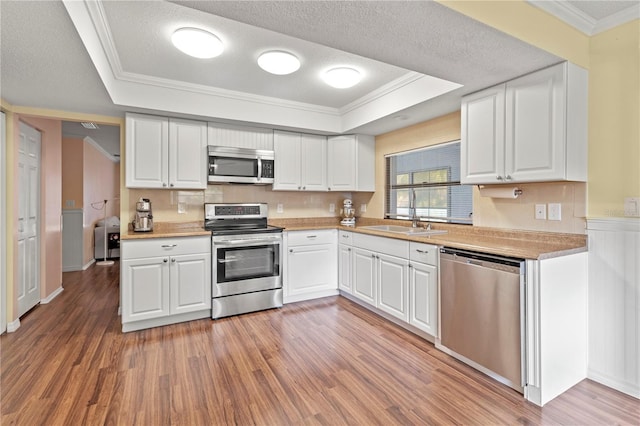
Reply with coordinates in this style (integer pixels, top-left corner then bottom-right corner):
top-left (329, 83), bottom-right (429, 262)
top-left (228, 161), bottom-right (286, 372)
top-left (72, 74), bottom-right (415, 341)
top-left (121, 222), bottom-right (210, 240)
top-left (270, 217), bottom-right (587, 260)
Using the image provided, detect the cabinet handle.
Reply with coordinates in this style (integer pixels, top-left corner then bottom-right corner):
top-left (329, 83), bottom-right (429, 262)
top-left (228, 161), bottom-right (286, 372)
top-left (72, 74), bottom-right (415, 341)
top-left (289, 249), bottom-right (294, 253)
top-left (163, 258), bottom-right (168, 263)
top-left (496, 175), bottom-right (504, 181)
top-left (161, 244), bottom-right (178, 248)
top-left (171, 258), bottom-right (176, 263)
top-left (342, 235), bottom-right (349, 238)
top-left (306, 235), bottom-right (317, 239)
top-left (163, 182), bottom-right (167, 187)
top-left (505, 175), bottom-right (512, 181)
top-left (416, 249), bottom-right (428, 254)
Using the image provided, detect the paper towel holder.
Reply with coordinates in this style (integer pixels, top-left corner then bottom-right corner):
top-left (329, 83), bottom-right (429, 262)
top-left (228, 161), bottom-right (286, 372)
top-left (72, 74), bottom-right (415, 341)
top-left (477, 185), bottom-right (523, 197)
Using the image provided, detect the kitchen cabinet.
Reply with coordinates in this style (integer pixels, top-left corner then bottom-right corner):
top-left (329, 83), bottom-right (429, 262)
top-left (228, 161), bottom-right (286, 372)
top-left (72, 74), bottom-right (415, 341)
top-left (408, 242), bottom-right (438, 337)
top-left (121, 236), bottom-right (211, 332)
top-left (207, 122), bottom-right (274, 150)
top-left (283, 230), bottom-right (337, 303)
top-left (351, 233), bottom-right (410, 322)
top-left (126, 113), bottom-right (207, 189)
top-left (274, 131), bottom-right (327, 191)
top-left (337, 231), bottom-right (353, 294)
top-left (327, 134), bottom-right (375, 191)
top-left (461, 62), bottom-right (587, 184)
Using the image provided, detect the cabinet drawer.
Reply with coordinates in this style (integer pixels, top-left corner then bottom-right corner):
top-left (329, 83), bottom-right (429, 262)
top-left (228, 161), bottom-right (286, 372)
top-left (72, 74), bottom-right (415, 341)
top-left (122, 236), bottom-right (210, 259)
top-left (409, 242), bottom-right (438, 266)
top-left (338, 230), bottom-right (353, 245)
top-left (353, 233), bottom-right (408, 258)
top-left (287, 229), bottom-right (336, 246)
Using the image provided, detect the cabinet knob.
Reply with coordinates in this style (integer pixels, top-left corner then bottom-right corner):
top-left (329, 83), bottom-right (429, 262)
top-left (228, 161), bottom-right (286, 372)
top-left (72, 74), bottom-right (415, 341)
top-left (289, 249), bottom-right (293, 253)
top-left (348, 248), bottom-right (351, 252)
top-left (298, 186), bottom-right (301, 190)
top-left (171, 258), bottom-right (176, 263)
top-left (163, 183), bottom-right (168, 187)
top-left (302, 186), bottom-right (306, 190)
top-left (409, 264), bottom-right (413, 269)
top-left (505, 175), bottom-right (512, 181)
top-left (496, 175), bottom-right (504, 181)
top-left (328, 187), bottom-right (331, 191)
top-left (163, 258), bottom-right (168, 263)
top-left (170, 183), bottom-right (174, 187)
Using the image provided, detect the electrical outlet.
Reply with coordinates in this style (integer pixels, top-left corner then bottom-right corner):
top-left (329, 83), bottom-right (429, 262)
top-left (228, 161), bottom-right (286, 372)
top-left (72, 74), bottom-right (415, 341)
top-left (548, 203), bottom-right (562, 221)
top-left (277, 203), bottom-right (283, 213)
top-left (360, 204), bottom-right (367, 213)
top-left (624, 197), bottom-right (640, 217)
top-left (329, 203), bottom-right (335, 213)
top-left (177, 202), bottom-right (186, 214)
top-left (535, 204), bottom-right (546, 220)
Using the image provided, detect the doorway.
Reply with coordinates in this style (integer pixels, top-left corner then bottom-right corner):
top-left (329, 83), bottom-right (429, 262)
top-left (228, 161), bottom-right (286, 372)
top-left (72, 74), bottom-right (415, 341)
top-left (17, 121), bottom-right (41, 317)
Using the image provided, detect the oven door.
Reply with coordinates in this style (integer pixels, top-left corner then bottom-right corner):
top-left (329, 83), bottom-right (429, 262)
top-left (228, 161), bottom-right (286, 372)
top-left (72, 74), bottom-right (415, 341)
top-left (212, 235), bottom-right (281, 297)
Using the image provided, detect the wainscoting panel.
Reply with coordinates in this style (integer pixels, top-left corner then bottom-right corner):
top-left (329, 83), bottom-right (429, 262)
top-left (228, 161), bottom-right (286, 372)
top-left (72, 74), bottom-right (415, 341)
top-left (587, 218), bottom-right (640, 398)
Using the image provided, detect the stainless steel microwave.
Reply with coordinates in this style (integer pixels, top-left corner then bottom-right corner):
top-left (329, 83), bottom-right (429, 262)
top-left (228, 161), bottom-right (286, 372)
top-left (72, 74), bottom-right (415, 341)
top-left (207, 146), bottom-right (275, 184)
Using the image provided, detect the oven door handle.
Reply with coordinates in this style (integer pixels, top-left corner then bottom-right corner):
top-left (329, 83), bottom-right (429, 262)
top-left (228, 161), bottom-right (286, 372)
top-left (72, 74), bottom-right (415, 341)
top-left (214, 238), bottom-right (281, 247)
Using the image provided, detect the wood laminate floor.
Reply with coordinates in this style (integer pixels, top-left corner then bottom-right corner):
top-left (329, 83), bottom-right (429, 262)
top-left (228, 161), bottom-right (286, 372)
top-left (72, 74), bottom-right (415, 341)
top-left (1, 262), bottom-right (638, 425)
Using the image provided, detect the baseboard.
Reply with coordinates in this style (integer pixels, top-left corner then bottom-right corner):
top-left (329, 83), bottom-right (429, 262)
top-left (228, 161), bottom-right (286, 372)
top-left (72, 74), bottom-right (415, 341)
top-left (82, 259), bottom-right (95, 270)
top-left (41, 286), bottom-right (64, 304)
top-left (62, 264), bottom-right (83, 272)
top-left (7, 318), bottom-right (20, 333)
top-left (588, 369), bottom-right (640, 399)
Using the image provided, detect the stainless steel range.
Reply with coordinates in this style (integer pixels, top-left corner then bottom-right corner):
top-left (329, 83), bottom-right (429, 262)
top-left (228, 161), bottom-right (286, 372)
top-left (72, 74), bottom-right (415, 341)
top-left (205, 203), bottom-right (283, 319)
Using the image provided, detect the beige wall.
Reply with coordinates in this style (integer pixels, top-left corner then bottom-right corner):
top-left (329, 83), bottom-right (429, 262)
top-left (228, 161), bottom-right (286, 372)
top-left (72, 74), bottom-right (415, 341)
top-left (588, 20), bottom-right (640, 217)
top-left (61, 137), bottom-right (84, 210)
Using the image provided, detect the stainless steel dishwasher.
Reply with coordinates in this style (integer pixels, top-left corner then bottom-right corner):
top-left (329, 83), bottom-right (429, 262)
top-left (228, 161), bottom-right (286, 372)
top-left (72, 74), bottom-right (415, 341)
top-left (439, 247), bottom-right (525, 393)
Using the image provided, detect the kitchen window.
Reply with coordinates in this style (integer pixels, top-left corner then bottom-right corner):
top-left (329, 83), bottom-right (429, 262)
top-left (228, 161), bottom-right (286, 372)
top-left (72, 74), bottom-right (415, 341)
top-left (385, 140), bottom-right (472, 224)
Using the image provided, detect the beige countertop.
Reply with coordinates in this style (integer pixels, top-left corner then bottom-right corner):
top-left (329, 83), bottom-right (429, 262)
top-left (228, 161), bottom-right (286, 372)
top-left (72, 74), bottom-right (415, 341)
top-left (121, 218), bottom-right (587, 260)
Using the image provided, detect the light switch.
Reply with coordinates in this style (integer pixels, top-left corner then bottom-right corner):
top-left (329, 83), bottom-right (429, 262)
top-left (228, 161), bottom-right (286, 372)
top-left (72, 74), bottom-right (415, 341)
top-left (624, 197), bottom-right (640, 217)
top-left (277, 203), bottom-right (283, 213)
top-left (548, 203), bottom-right (562, 221)
top-left (360, 204), bottom-right (367, 213)
top-left (177, 202), bottom-right (186, 214)
top-left (329, 203), bottom-right (335, 213)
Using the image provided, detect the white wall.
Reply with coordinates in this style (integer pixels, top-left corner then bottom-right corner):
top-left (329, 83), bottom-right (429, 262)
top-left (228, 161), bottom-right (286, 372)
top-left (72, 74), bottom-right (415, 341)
top-left (587, 218), bottom-right (640, 399)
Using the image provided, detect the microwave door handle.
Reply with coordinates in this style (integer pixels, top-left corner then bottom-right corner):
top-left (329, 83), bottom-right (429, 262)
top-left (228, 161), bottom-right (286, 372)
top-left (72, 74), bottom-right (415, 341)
top-left (257, 157), bottom-right (262, 182)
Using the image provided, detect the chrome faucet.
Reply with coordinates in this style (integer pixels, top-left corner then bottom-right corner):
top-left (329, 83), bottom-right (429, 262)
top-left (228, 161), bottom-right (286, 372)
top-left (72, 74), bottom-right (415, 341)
top-left (410, 189), bottom-right (419, 227)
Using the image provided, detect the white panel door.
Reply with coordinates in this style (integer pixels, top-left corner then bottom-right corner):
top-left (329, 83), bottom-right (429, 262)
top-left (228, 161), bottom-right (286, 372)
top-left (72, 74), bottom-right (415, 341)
top-left (286, 244), bottom-right (335, 297)
top-left (168, 118), bottom-right (207, 189)
top-left (338, 245), bottom-right (352, 293)
top-left (377, 253), bottom-right (409, 321)
top-left (353, 247), bottom-right (376, 306)
top-left (17, 122), bottom-right (41, 317)
top-left (273, 131), bottom-right (302, 190)
top-left (505, 64), bottom-right (565, 182)
top-left (409, 262), bottom-right (438, 336)
top-left (461, 84), bottom-right (506, 184)
top-left (122, 257), bottom-right (170, 322)
top-left (125, 113), bottom-right (168, 188)
top-left (170, 253), bottom-right (211, 315)
top-left (300, 134), bottom-right (327, 191)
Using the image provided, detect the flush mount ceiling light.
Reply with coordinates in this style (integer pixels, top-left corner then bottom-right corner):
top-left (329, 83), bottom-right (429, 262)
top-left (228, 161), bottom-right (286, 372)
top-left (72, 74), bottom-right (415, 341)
top-left (323, 67), bottom-right (362, 89)
top-left (80, 122), bottom-right (99, 129)
top-left (257, 51), bottom-right (301, 75)
top-left (171, 27), bottom-right (223, 59)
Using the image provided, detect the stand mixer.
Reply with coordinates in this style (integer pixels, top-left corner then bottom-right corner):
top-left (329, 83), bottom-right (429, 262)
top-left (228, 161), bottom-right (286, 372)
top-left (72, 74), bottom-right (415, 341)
top-left (340, 199), bottom-right (356, 227)
top-left (132, 198), bottom-right (153, 232)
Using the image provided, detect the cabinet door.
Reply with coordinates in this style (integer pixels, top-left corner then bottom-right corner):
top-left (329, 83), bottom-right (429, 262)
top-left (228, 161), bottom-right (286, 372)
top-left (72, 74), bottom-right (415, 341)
top-left (377, 253), bottom-right (409, 321)
top-left (327, 135), bottom-right (356, 191)
top-left (461, 85), bottom-right (506, 184)
top-left (273, 131), bottom-right (302, 190)
top-left (409, 262), bottom-right (438, 336)
top-left (168, 118), bottom-right (208, 189)
top-left (338, 244), bottom-right (352, 293)
top-left (301, 134), bottom-right (327, 191)
top-left (170, 253), bottom-right (211, 315)
top-left (122, 257), bottom-right (170, 322)
top-left (286, 243), bottom-right (336, 297)
top-left (126, 113), bottom-right (169, 188)
top-left (505, 64), bottom-right (565, 182)
top-left (353, 247), bottom-right (376, 306)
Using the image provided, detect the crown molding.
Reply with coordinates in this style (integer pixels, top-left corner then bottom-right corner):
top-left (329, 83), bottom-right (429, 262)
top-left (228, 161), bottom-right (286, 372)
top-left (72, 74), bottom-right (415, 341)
top-left (527, 0), bottom-right (640, 36)
top-left (84, 136), bottom-right (119, 163)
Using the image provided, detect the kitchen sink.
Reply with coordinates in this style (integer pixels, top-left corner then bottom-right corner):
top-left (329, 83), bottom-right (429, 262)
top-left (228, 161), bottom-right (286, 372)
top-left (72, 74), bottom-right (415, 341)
top-left (359, 225), bottom-right (448, 236)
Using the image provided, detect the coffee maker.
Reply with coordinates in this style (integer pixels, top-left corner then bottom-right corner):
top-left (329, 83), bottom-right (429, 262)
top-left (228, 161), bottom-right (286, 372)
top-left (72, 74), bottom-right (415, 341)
top-left (340, 199), bottom-right (356, 227)
top-left (132, 198), bottom-right (153, 232)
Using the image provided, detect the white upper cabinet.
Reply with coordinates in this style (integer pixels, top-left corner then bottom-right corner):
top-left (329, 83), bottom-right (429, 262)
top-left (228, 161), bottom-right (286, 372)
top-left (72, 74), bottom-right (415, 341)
top-left (207, 122), bottom-right (274, 150)
top-left (126, 113), bottom-right (207, 189)
top-left (461, 62), bottom-right (587, 184)
top-left (273, 131), bottom-right (327, 191)
top-left (327, 134), bottom-right (375, 191)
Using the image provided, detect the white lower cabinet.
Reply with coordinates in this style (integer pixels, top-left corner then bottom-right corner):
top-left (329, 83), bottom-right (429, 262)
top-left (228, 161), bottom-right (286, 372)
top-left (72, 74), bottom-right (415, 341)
top-left (121, 236), bottom-right (211, 332)
top-left (353, 247), bottom-right (377, 305)
top-left (408, 242), bottom-right (439, 337)
top-left (338, 244), bottom-right (353, 294)
top-left (377, 253), bottom-right (409, 322)
top-left (284, 230), bottom-right (338, 303)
